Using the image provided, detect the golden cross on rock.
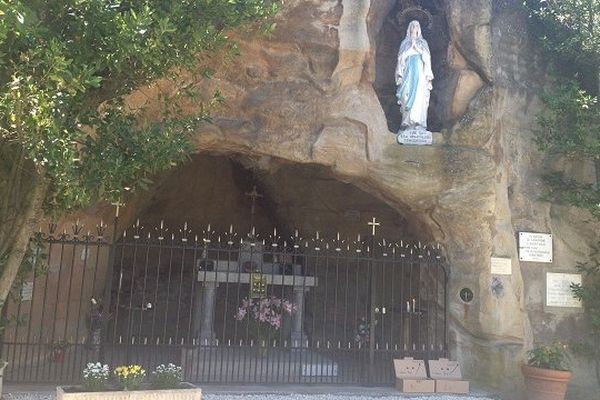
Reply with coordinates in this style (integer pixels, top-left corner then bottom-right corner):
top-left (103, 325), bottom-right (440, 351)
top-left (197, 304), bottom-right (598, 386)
top-left (368, 217), bottom-right (381, 236)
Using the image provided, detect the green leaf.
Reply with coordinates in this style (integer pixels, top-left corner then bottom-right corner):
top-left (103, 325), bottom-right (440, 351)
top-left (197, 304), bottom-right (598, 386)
top-left (0, 0), bottom-right (280, 213)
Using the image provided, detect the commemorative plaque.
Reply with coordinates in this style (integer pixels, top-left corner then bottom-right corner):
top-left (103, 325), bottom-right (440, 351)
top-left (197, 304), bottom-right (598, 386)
top-left (491, 257), bottom-right (512, 275)
top-left (519, 232), bottom-right (552, 263)
top-left (546, 272), bottom-right (582, 308)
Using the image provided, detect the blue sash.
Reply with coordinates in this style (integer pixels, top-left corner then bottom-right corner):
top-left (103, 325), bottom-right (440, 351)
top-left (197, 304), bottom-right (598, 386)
top-left (396, 54), bottom-right (420, 111)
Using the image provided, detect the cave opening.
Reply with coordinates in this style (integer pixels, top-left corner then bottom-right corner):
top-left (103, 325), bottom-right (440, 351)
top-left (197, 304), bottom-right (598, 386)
top-left (102, 154), bottom-right (447, 384)
top-left (0, 152), bottom-right (448, 385)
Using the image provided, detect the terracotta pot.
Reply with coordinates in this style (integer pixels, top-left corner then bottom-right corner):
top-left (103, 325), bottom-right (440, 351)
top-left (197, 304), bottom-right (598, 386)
top-left (522, 364), bottom-right (572, 400)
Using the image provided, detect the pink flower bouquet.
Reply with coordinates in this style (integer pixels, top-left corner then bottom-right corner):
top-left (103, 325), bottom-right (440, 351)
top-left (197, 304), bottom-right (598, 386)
top-left (235, 296), bottom-right (295, 347)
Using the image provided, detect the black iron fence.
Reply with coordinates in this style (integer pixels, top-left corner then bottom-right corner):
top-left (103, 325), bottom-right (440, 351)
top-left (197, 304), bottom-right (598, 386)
top-left (2, 219), bottom-right (448, 385)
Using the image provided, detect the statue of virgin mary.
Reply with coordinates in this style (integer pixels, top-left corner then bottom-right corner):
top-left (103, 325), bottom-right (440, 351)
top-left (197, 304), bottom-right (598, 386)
top-left (395, 20), bottom-right (433, 130)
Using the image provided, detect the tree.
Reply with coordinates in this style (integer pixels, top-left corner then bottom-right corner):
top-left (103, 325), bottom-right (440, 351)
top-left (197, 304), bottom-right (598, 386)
top-left (0, 1), bottom-right (278, 305)
top-left (524, 0), bottom-right (600, 386)
top-left (524, 0), bottom-right (600, 93)
top-left (533, 82), bottom-right (600, 218)
top-left (523, 0), bottom-right (600, 215)
top-left (571, 252), bottom-right (600, 385)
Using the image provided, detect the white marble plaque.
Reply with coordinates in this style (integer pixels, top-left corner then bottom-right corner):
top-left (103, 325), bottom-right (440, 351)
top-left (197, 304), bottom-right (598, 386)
top-left (21, 282), bottom-right (34, 301)
top-left (546, 272), bottom-right (582, 308)
top-left (397, 128), bottom-right (433, 146)
top-left (519, 232), bottom-right (552, 263)
top-left (491, 257), bottom-right (512, 275)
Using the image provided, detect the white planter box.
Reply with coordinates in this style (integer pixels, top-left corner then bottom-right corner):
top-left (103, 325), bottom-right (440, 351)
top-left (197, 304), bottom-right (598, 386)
top-left (57, 383), bottom-right (201, 400)
top-left (0, 361), bottom-right (6, 396)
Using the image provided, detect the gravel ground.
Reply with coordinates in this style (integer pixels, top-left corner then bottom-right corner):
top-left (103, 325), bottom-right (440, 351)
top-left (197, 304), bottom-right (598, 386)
top-left (2, 393), bottom-right (497, 400)
top-left (2, 384), bottom-right (499, 400)
top-left (207, 395), bottom-right (495, 400)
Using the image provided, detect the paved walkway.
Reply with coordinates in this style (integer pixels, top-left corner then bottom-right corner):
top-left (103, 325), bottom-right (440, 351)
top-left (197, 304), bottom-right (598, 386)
top-left (2, 384), bottom-right (501, 400)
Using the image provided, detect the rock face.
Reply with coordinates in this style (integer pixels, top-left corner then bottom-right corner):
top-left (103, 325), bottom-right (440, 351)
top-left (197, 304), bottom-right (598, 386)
top-left (119, 0), bottom-right (597, 398)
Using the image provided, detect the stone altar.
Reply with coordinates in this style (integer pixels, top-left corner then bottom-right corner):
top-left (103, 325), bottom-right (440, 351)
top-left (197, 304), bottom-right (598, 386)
top-left (192, 256), bottom-right (317, 347)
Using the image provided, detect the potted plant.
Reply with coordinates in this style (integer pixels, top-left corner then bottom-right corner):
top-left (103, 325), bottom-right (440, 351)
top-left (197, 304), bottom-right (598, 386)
top-left (114, 364), bottom-right (146, 391)
top-left (151, 363), bottom-right (183, 389)
top-left (522, 342), bottom-right (572, 400)
top-left (57, 362), bottom-right (201, 399)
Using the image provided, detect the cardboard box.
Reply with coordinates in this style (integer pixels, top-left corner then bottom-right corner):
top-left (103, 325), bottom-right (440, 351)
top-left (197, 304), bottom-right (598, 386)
top-left (435, 379), bottom-right (470, 393)
top-left (393, 358), bottom-right (435, 393)
top-left (395, 377), bottom-right (436, 393)
top-left (428, 358), bottom-right (470, 394)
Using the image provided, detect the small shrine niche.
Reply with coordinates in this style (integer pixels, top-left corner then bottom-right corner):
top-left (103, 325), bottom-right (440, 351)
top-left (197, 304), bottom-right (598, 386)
top-left (374, 0), bottom-right (451, 133)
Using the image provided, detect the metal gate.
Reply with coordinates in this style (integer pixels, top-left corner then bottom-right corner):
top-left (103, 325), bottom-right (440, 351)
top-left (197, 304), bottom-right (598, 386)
top-left (2, 218), bottom-right (448, 385)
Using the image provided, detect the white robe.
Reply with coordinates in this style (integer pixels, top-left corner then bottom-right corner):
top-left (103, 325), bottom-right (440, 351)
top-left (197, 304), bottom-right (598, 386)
top-left (395, 44), bottom-right (433, 129)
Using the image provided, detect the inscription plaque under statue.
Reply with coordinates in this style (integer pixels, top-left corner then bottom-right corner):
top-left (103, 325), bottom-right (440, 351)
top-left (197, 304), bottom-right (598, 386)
top-left (397, 128), bottom-right (433, 146)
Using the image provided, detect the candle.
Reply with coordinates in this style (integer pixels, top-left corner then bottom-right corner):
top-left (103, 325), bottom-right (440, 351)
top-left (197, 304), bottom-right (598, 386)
top-left (406, 301), bottom-right (410, 313)
top-left (412, 298), bottom-right (416, 312)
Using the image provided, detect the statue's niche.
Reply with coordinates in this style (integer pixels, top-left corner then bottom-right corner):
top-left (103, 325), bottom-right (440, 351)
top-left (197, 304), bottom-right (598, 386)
top-left (374, 1), bottom-right (451, 134)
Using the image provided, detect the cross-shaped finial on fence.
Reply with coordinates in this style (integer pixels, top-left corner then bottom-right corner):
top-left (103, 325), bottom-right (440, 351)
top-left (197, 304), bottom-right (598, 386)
top-left (368, 217), bottom-right (381, 236)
